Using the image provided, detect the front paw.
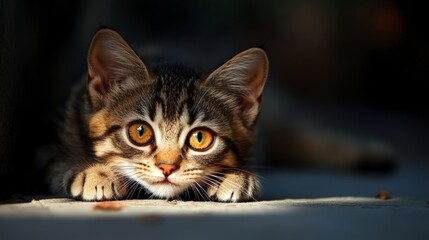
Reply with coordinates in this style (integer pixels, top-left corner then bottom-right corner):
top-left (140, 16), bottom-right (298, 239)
top-left (65, 164), bottom-right (127, 201)
top-left (206, 171), bottom-right (260, 202)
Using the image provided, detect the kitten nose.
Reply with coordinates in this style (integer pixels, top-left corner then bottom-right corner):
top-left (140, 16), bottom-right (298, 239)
top-left (158, 164), bottom-right (178, 177)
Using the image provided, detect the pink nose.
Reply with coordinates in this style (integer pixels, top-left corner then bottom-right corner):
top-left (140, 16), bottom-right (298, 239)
top-left (158, 164), bottom-right (178, 176)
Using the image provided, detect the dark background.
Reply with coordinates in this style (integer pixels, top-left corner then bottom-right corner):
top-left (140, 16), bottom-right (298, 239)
top-left (0, 0), bottom-right (428, 199)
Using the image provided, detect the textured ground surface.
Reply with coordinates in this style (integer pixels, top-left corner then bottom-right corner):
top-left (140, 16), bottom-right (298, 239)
top-left (1, 196), bottom-right (429, 240)
top-left (1, 194), bottom-right (429, 240)
top-left (1, 196), bottom-right (423, 217)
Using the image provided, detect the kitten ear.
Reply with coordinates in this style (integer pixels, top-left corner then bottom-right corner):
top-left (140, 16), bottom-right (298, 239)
top-left (206, 48), bottom-right (269, 127)
top-left (87, 29), bottom-right (150, 108)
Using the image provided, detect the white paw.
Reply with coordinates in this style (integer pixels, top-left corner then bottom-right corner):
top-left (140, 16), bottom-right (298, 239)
top-left (65, 164), bottom-right (127, 201)
top-left (206, 172), bottom-right (259, 202)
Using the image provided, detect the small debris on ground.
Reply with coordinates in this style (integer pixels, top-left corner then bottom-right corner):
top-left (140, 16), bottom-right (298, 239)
top-left (376, 190), bottom-right (392, 200)
top-left (94, 201), bottom-right (125, 211)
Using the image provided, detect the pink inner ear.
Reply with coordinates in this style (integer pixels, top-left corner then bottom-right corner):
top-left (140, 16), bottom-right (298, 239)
top-left (242, 67), bottom-right (266, 109)
top-left (247, 66), bottom-right (267, 98)
top-left (89, 50), bottom-right (124, 93)
top-left (88, 40), bottom-right (109, 95)
top-left (88, 56), bottom-right (110, 97)
top-left (89, 75), bottom-right (107, 96)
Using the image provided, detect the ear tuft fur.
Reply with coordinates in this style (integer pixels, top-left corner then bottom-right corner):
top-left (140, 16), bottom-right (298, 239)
top-left (206, 48), bottom-right (269, 127)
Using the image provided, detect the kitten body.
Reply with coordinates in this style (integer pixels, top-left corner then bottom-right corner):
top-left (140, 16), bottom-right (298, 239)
top-left (49, 29), bottom-right (268, 202)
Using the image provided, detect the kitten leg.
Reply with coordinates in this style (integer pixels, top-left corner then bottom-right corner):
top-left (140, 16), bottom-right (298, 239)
top-left (64, 163), bottom-right (127, 201)
top-left (206, 171), bottom-right (260, 202)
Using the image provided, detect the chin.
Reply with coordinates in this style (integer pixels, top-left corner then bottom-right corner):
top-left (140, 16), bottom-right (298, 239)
top-left (148, 184), bottom-right (187, 198)
top-left (135, 178), bottom-right (187, 198)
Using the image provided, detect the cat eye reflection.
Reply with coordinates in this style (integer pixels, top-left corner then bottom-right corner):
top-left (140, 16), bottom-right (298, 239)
top-left (188, 129), bottom-right (214, 151)
top-left (128, 121), bottom-right (154, 146)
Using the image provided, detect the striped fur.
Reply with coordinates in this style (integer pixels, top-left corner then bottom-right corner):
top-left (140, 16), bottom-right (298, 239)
top-left (49, 29), bottom-right (268, 202)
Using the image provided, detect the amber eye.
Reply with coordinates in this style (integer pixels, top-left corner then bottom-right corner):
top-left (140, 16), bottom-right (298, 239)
top-left (127, 121), bottom-right (154, 146)
top-left (188, 129), bottom-right (214, 151)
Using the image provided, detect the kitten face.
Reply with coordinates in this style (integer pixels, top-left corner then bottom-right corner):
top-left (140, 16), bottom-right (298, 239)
top-left (54, 29), bottom-right (268, 201)
top-left (90, 68), bottom-right (254, 198)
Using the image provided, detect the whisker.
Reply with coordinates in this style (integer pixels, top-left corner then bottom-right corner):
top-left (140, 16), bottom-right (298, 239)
top-left (203, 173), bottom-right (258, 201)
top-left (185, 186), bottom-right (191, 200)
top-left (209, 174), bottom-right (248, 193)
top-left (206, 165), bottom-right (265, 181)
top-left (194, 182), bottom-right (210, 201)
top-left (192, 184), bottom-right (202, 201)
top-left (188, 184), bottom-right (197, 200)
top-left (200, 177), bottom-right (231, 198)
top-left (127, 181), bottom-right (140, 199)
top-left (136, 184), bottom-right (143, 199)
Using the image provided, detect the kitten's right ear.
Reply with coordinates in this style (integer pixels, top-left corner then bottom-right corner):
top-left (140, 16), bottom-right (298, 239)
top-left (87, 29), bottom-right (150, 109)
top-left (206, 48), bottom-right (269, 128)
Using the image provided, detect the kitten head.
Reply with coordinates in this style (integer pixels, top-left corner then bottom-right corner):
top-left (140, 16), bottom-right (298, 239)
top-left (86, 29), bottom-right (268, 199)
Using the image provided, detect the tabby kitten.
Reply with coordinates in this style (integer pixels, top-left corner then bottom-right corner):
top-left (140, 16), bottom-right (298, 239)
top-left (49, 29), bottom-right (268, 202)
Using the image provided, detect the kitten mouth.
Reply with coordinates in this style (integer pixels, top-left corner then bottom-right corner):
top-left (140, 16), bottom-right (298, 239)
top-left (152, 179), bottom-right (178, 186)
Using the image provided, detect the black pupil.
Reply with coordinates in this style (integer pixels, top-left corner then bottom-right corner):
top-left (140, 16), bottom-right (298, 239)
top-left (137, 125), bottom-right (145, 137)
top-left (196, 131), bottom-right (203, 143)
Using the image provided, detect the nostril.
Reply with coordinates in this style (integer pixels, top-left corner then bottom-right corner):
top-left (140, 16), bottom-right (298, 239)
top-left (158, 164), bottom-right (178, 176)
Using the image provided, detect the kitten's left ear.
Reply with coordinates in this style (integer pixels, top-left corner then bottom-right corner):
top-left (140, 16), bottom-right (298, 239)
top-left (206, 48), bottom-right (269, 127)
